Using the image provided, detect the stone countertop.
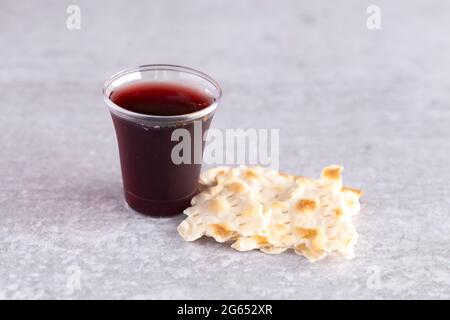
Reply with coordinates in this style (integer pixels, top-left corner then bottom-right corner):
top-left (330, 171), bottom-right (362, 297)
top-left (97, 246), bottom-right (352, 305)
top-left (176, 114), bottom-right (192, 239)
top-left (0, 0), bottom-right (449, 299)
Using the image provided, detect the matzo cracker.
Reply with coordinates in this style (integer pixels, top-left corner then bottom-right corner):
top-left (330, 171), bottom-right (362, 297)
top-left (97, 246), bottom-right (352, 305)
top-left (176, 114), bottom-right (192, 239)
top-left (177, 165), bottom-right (363, 262)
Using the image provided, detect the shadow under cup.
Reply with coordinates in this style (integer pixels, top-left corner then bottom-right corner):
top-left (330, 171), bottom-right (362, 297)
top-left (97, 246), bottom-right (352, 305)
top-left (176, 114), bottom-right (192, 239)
top-left (103, 65), bottom-right (222, 217)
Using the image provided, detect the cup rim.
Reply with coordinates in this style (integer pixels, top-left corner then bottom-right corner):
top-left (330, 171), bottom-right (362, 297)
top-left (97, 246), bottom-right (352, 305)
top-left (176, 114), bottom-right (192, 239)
top-left (103, 64), bottom-right (222, 124)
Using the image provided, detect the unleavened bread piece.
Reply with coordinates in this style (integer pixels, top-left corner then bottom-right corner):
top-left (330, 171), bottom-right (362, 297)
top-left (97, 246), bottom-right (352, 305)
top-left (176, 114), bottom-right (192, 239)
top-left (177, 165), bottom-right (363, 262)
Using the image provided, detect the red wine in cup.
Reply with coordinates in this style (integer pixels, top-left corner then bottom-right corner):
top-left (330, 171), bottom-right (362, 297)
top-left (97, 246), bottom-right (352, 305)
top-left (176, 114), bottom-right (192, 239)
top-left (109, 82), bottom-right (215, 216)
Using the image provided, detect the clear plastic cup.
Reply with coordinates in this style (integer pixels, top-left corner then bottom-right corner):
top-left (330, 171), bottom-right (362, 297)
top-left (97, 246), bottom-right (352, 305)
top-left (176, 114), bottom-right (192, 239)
top-left (103, 65), bottom-right (222, 217)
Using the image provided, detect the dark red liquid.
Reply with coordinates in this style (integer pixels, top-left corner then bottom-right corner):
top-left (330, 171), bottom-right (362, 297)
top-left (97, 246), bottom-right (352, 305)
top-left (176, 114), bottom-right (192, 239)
top-left (110, 82), bottom-right (214, 116)
top-left (109, 82), bottom-right (215, 216)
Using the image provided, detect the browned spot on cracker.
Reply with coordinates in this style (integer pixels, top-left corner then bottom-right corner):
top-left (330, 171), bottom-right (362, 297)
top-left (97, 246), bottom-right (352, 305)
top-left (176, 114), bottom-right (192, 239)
top-left (253, 235), bottom-right (270, 246)
top-left (294, 243), bottom-right (324, 259)
top-left (227, 181), bottom-right (246, 193)
top-left (271, 200), bottom-right (286, 210)
top-left (334, 208), bottom-right (344, 218)
top-left (241, 203), bottom-right (259, 217)
top-left (207, 199), bottom-right (226, 214)
top-left (341, 186), bottom-right (364, 197)
top-left (294, 228), bottom-right (317, 239)
top-left (321, 165), bottom-right (342, 181)
top-left (244, 169), bottom-right (259, 180)
top-left (312, 229), bottom-right (326, 250)
top-left (295, 199), bottom-right (317, 213)
top-left (208, 224), bottom-right (233, 238)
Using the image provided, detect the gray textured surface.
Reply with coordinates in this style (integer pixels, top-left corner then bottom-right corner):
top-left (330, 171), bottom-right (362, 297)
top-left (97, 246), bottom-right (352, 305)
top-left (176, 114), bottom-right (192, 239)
top-left (1, 0), bottom-right (449, 299)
